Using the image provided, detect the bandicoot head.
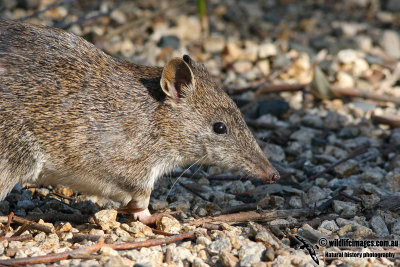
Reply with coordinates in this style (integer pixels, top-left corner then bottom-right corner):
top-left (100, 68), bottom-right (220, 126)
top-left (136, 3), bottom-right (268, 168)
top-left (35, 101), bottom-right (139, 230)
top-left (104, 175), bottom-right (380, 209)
top-left (158, 55), bottom-right (279, 183)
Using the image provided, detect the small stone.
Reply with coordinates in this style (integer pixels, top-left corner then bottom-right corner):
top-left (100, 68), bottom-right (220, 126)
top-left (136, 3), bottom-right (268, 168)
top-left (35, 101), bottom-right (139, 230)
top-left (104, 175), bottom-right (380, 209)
top-left (361, 183), bottom-right (390, 197)
top-left (192, 257), bottom-right (208, 267)
top-left (204, 36), bottom-right (225, 53)
top-left (39, 233), bottom-right (59, 250)
top-left (11, 184), bottom-right (23, 194)
top-left (156, 216), bottom-right (181, 234)
top-left (352, 226), bottom-right (373, 239)
top-left (390, 128), bottom-right (400, 146)
top-left (223, 42), bottom-right (242, 62)
top-left (265, 246), bottom-right (275, 261)
top-left (169, 200), bottom-right (191, 211)
top-left (16, 200), bottom-right (35, 210)
top-left (290, 127), bottom-right (316, 144)
top-left (324, 111), bottom-right (348, 130)
top-left (335, 71), bottom-right (354, 88)
top-left (270, 195), bottom-right (285, 207)
top-left (100, 246), bottom-right (119, 257)
top-left (219, 250), bottom-right (239, 267)
top-left (255, 228), bottom-right (281, 249)
top-left (105, 256), bottom-right (134, 267)
top-left (233, 60), bottom-right (253, 74)
top-left (361, 167), bottom-right (385, 184)
top-left (318, 220), bottom-right (339, 232)
top-left (238, 241), bottom-right (266, 267)
top-left (34, 232), bottom-right (46, 242)
top-left (2, 0), bottom-right (17, 9)
top-left (158, 35), bottom-right (180, 50)
top-left (258, 43), bottom-right (277, 58)
top-left (387, 0), bottom-right (400, 11)
top-left (355, 35), bottom-right (372, 52)
top-left (150, 199), bottom-right (168, 211)
top-left (208, 237), bottom-right (232, 255)
top-left (337, 49), bottom-right (359, 64)
top-left (56, 186), bottom-right (74, 197)
top-left (256, 60), bottom-right (270, 76)
top-left (333, 200), bottom-right (359, 215)
top-left (315, 178), bottom-right (328, 187)
top-left (263, 143), bottom-right (285, 162)
top-left (0, 201), bottom-right (10, 214)
top-left (128, 221), bottom-right (153, 236)
top-left (307, 186), bottom-right (327, 203)
top-left (334, 159), bottom-right (358, 177)
top-left (302, 114), bottom-right (324, 128)
top-left (360, 194), bottom-right (380, 209)
top-left (391, 220), bottom-right (400, 235)
top-left (196, 236), bottom-right (211, 246)
top-left (258, 100), bottom-right (289, 118)
top-left (94, 209), bottom-right (118, 230)
top-left (370, 215), bottom-right (389, 237)
top-left (337, 224), bottom-right (353, 237)
top-left (298, 224), bottom-right (326, 243)
top-left (57, 222), bottom-right (72, 232)
top-left (380, 30), bottom-right (400, 59)
top-left (36, 188), bottom-right (50, 196)
top-left (72, 200), bottom-right (98, 214)
top-left (353, 58), bottom-right (369, 76)
top-left (289, 196), bottom-right (302, 208)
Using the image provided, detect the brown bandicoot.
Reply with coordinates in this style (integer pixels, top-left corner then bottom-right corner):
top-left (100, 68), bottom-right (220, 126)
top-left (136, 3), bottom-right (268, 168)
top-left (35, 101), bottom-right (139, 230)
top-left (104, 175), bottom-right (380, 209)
top-left (0, 20), bottom-right (279, 222)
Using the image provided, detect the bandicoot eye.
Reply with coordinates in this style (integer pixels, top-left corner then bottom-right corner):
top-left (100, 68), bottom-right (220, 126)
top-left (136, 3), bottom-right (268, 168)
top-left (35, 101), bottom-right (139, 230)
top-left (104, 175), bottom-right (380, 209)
top-left (213, 122), bottom-right (227, 134)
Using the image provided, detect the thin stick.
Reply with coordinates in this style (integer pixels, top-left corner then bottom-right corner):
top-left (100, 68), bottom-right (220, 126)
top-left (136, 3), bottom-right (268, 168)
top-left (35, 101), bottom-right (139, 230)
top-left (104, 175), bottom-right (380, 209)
top-left (331, 86), bottom-right (400, 105)
top-left (0, 215), bottom-right (53, 234)
top-left (192, 209), bottom-right (310, 225)
top-left (0, 232), bottom-right (194, 266)
top-left (25, 213), bottom-right (92, 224)
top-left (2, 234), bottom-right (33, 242)
top-left (371, 113), bottom-right (400, 128)
top-left (12, 222), bottom-right (31, 237)
top-left (309, 146), bottom-right (369, 180)
top-left (0, 212), bottom-right (14, 240)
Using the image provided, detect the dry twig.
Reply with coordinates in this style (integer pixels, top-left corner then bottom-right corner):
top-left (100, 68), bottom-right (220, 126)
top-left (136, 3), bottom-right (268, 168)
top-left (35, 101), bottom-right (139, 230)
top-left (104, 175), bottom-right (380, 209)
top-left (0, 215), bottom-right (53, 234)
top-left (0, 212), bottom-right (14, 240)
top-left (25, 213), bottom-right (93, 224)
top-left (0, 232), bottom-right (195, 266)
top-left (192, 209), bottom-right (310, 226)
top-left (2, 234), bottom-right (33, 242)
top-left (371, 113), bottom-right (400, 128)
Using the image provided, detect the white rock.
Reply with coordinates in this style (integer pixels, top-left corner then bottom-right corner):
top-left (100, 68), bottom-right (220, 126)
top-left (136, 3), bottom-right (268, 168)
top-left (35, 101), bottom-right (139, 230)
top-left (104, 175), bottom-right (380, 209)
top-left (258, 43), bottom-right (277, 58)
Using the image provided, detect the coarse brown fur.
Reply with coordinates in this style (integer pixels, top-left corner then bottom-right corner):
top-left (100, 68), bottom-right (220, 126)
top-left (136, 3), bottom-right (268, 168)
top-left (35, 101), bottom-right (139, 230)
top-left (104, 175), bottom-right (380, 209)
top-left (0, 20), bottom-right (279, 214)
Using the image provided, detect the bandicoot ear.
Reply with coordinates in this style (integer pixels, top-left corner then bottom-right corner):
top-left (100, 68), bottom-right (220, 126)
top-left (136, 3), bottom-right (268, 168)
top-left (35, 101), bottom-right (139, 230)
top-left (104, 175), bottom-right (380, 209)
top-left (160, 57), bottom-right (195, 102)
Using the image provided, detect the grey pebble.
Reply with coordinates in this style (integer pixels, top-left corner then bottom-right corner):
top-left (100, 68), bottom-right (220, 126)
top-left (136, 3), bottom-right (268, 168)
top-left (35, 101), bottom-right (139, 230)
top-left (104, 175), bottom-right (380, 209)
top-left (370, 215), bottom-right (390, 237)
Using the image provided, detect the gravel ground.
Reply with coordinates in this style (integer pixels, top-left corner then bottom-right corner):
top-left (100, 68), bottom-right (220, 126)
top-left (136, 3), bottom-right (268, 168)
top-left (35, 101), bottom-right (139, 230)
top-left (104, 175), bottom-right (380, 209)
top-left (1, 0), bottom-right (400, 266)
